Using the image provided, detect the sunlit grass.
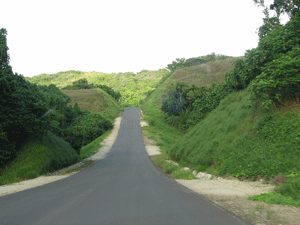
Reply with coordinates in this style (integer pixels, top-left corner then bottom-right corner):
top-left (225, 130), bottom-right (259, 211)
top-left (62, 88), bottom-right (122, 120)
top-left (151, 154), bottom-right (196, 180)
top-left (80, 130), bottom-right (112, 159)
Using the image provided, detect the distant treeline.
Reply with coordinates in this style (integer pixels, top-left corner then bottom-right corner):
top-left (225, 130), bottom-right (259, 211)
top-left (166, 53), bottom-right (231, 73)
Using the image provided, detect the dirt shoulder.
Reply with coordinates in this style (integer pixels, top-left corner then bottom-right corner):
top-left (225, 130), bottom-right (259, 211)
top-left (140, 115), bottom-right (300, 225)
top-left (0, 116), bottom-right (122, 197)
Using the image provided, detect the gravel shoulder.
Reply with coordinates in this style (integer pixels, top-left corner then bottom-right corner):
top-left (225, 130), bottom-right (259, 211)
top-left (0, 116), bottom-right (122, 197)
top-left (140, 112), bottom-right (300, 225)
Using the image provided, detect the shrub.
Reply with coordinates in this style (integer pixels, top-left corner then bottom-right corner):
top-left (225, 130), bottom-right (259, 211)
top-left (276, 172), bottom-right (300, 201)
top-left (161, 84), bottom-right (188, 116)
top-left (249, 47), bottom-right (300, 108)
top-left (161, 82), bottom-right (233, 131)
top-left (64, 113), bottom-right (113, 154)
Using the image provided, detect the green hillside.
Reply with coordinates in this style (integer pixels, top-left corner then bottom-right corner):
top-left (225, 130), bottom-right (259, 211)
top-left (0, 28), bottom-right (119, 184)
top-left (169, 57), bottom-right (240, 87)
top-left (143, 57), bottom-right (238, 109)
top-left (141, 13), bottom-right (300, 207)
top-left (141, 56), bottom-right (238, 155)
top-left (61, 88), bottom-right (122, 121)
top-left (142, 56), bottom-right (239, 131)
top-left (26, 69), bottom-right (170, 107)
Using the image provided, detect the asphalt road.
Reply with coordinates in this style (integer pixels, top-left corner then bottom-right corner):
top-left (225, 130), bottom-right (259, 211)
top-left (0, 107), bottom-right (250, 225)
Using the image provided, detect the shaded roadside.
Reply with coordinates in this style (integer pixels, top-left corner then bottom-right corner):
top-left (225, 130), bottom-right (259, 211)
top-left (0, 116), bottom-right (122, 197)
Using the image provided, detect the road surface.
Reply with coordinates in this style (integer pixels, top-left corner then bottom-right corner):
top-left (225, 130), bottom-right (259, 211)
top-left (0, 107), bottom-right (250, 225)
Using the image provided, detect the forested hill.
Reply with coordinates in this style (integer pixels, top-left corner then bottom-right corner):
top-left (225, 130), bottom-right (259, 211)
top-left (26, 69), bottom-right (170, 107)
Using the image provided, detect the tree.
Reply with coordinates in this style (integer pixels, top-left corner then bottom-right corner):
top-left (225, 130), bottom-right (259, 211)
top-left (253, 0), bottom-right (299, 38)
top-left (254, 0), bottom-right (299, 19)
top-left (0, 29), bottom-right (11, 71)
top-left (0, 28), bottom-right (49, 167)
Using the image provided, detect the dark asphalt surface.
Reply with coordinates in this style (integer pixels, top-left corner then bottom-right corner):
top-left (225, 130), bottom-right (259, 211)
top-left (0, 107), bottom-right (250, 225)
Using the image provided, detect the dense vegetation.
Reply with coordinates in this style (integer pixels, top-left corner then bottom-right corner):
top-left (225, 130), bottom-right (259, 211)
top-left (33, 83), bottom-right (113, 155)
top-left (0, 29), bottom-right (114, 177)
top-left (162, 81), bottom-right (233, 131)
top-left (26, 69), bottom-right (170, 107)
top-left (161, 14), bottom-right (300, 131)
top-left (142, 8), bottom-right (300, 206)
top-left (1, 28), bottom-right (49, 167)
top-left (0, 131), bottom-right (80, 185)
top-left (160, 53), bottom-right (236, 131)
top-left (62, 78), bottom-right (121, 102)
top-left (61, 88), bottom-right (122, 121)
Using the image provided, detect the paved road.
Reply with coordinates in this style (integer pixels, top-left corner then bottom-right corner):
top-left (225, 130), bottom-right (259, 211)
top-left (0, 107), bottom-right (250, 225)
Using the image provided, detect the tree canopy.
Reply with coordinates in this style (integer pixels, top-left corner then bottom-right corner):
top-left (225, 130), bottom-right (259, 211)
top-left (253, 0), bottom-right (300, 39)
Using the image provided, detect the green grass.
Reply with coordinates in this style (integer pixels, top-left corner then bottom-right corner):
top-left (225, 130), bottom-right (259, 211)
top-left (62, 88), bottom-right (122, 121)
top-left (249, 172), bottom-right (300, 207)
top-left (151, 154), bottom-right (196, 180)
top-left (170, 57), bottom-right (240, 87)
top-left (0, 132), bottom-right (79, 185)
top-left (167, 90), bottom-right (256, 171)
top-left (80, 129), bottom-right (112, 159)
top-left (143, 84), bottom-right (300, 206)
top-left (0, 127), bottom-right (114, 186)
top-left (248, 192), bottom-right (300, 207)
top-left (167, 89), bottom-right (300, 179)
top-left (141, 86), bottom-right (182, 153)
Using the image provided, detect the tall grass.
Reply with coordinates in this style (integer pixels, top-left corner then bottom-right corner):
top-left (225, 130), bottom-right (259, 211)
top-left (141, 80), bottom-right (182, 153)
top-left (80, 129), bottom-right (112, 159)
top-left (168, 90), bottom-right (256, 171)
top-left (168, 89), bottom-right (300, 179)
top-left (151, 154), bottom-right (196, 180)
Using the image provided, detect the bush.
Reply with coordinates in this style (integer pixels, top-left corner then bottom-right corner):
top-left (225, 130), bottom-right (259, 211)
top-left (64, 113), bottom-right (113, 153)
top-left (161, 82), bottom-right (233, 131)
top-left (276, 171), bottom-right (300, 201)
top-left (161, 84), bottom-right (188, 116)
top-left (249, 47), bottom-right (300, 108)
top-left (225, 59), bottom-right (252, 90)
top-left (62, 78), bottom-right (121, 101)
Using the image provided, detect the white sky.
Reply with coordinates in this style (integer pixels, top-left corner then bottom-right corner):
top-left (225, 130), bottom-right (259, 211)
top-left (0, 0), bottom-right (288, 77)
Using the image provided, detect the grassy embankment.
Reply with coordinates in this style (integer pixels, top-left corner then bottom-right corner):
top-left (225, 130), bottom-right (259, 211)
top-left (141, 58), bottom-right (300, 206)
top-left (0, 87), bottom-right (123, 185)
top-left (141, 57), bottom-right (238, 180)
top-left (0, 132), bottom-right (79, 185)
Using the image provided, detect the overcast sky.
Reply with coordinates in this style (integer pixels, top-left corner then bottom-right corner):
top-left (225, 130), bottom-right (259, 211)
top-left (1, 0), bottom-right (288, 77)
